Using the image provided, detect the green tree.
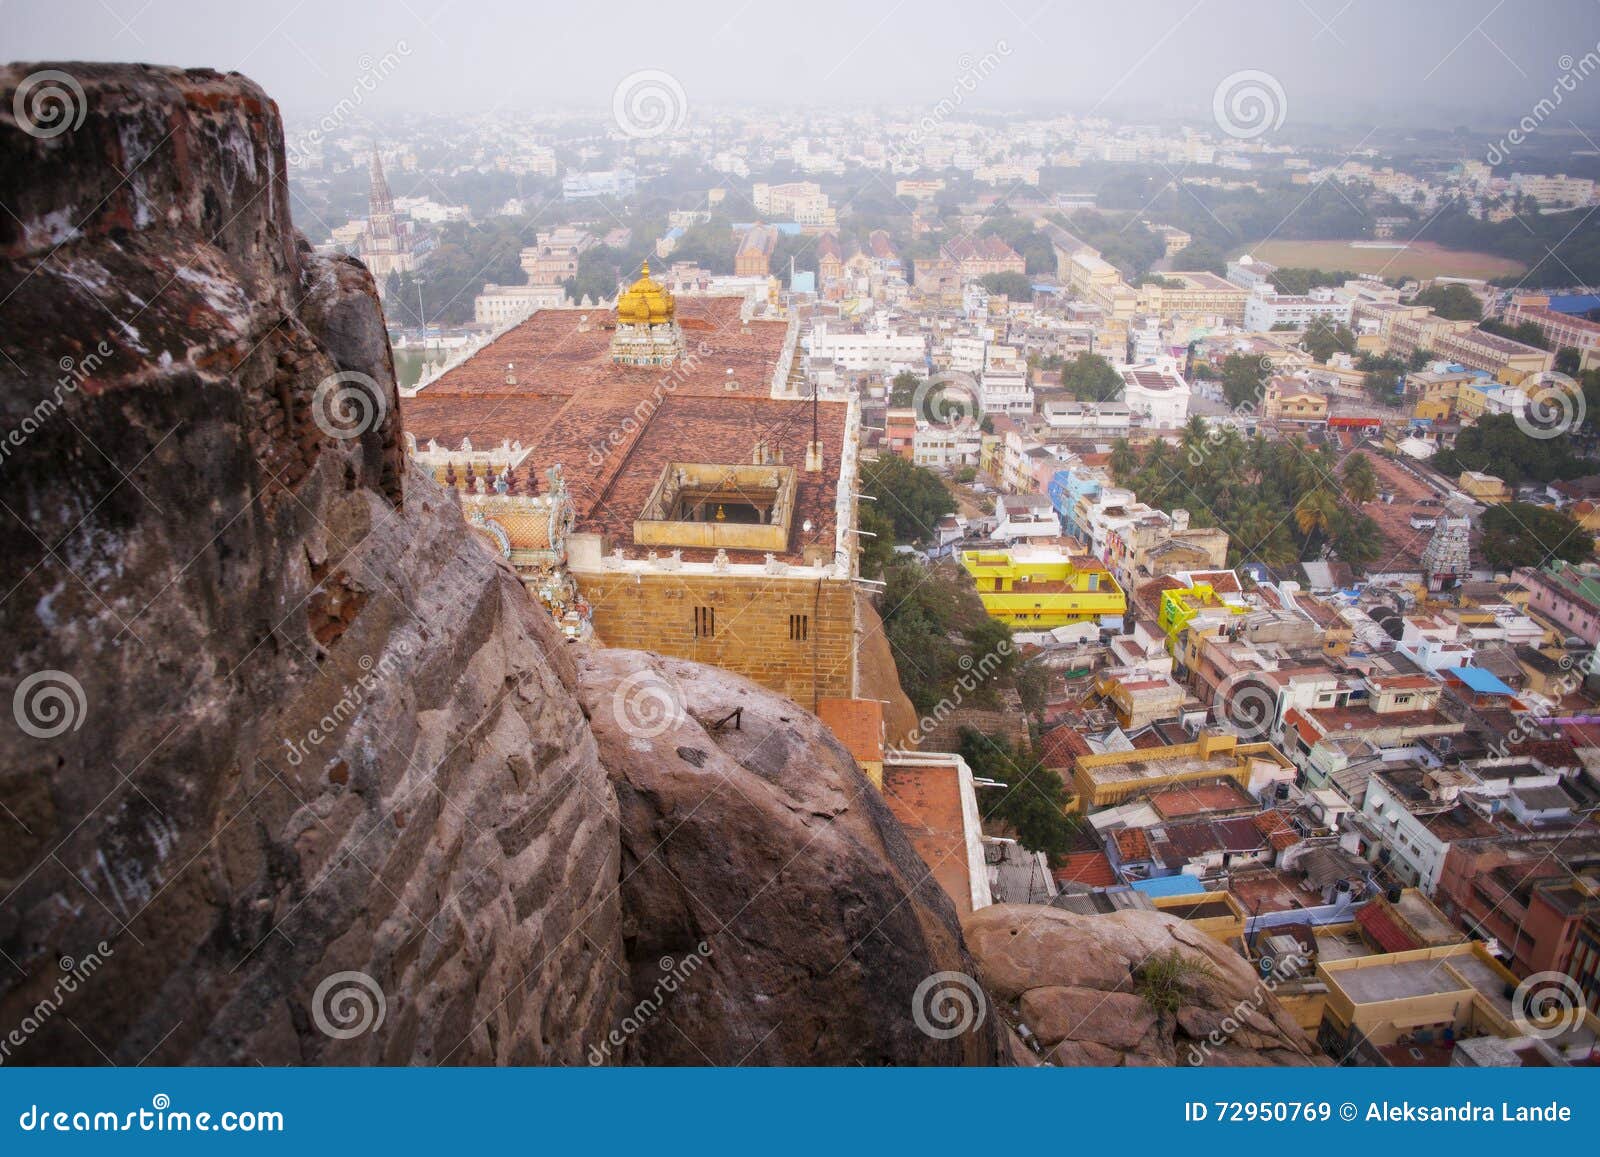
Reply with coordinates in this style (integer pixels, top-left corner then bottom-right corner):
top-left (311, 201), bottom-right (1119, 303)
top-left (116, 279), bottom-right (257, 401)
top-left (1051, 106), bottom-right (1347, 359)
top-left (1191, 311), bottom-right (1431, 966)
top-left (1480, 504), bottom-right (1595, 569)
top-left (1219, 353), bottom-right (1265, 408)
top-left (957, 729), bottom-right (1077, 862)
top-left (859, 454), bottom-right (956, 545)
top-left (1412, 283), bottom-right (1482, 321)
top-left (1300, 318), bottom-right (1358, 363)
top-left (1340, 453), bottom-right (1378, 504)
top-left (1329, 507), bottom-right (1385, 568)
top-left (1431, 413), bottom-right (1586, 487)
top-left (888, 370), bottom-right (921, 407)
top-left (1363, 369), bottom-right (1401, 405)
top-left (1109, 438), bottom-right (1141, 483)
top-left (1059, 353), bottom-right (1124, 402)
top-left (978, 271), bottom-right (1035, 300)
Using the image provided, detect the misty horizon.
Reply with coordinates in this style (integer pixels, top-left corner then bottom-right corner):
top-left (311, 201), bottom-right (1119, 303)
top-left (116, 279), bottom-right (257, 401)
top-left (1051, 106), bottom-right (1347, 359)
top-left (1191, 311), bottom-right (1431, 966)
top-left (6, 0), bottom-right (1600, 132)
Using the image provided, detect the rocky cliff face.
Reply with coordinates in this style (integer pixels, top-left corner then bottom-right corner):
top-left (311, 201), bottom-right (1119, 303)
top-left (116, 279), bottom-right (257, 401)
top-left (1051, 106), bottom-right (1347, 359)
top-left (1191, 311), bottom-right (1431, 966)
top-left (0, 64), bottom-right (1006, 1066)
top-left (965, 905), bottom-right (1324, 1066)
top-left (577, 650), bottom-right (1008, 1065)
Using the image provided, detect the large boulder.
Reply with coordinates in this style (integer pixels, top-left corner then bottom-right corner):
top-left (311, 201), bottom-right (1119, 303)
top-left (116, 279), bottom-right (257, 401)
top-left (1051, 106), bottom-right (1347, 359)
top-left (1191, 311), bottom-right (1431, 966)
top-left (575, 649), bottom-right (1011, 1065)
top-left (0, 63), bottom-right (621, 1064)
top-left (965, 904), bottom-right (1324, 1066)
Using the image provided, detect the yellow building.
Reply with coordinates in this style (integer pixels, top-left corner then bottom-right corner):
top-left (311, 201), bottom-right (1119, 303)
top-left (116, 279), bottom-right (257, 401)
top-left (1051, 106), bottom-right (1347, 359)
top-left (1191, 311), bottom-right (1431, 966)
top-left (1158, 579), bottom-right (1248, 651)
top-left (961, 547), bottom-right (1126, 629)
top-left (1317, 942), bottom-right (1600, 1066)
top-left (1068, 730), bottom-right (1295, 811)
top-left (1262, 380), bottom-right (1329, 423)
top-left (1457, 470), bottom-right (1511, 504)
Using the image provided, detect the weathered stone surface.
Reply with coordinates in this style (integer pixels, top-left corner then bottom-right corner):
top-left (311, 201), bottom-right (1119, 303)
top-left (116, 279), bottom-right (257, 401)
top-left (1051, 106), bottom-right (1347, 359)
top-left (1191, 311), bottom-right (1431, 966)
top-left (965, 905), bottom-right (1323, 1067)
top-left (1019, 985), bottom-right (1159, 1051)
top-left (0, 64), bottom-right (621, 1064)
top-left (575, 649), bottom-right (1011, 1066)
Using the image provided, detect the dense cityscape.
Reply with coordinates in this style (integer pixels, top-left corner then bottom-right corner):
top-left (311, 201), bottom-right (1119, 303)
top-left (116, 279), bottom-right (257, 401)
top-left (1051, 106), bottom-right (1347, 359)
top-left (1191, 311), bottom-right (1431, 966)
top-left (4, 0), bottom-right (1600, 1096)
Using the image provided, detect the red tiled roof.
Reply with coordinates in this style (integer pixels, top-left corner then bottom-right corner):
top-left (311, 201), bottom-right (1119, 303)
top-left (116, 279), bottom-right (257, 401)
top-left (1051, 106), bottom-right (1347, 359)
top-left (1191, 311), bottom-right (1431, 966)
top-left (1113, 827), bottom-right (1151, 862)
top-left (817, 699), bottom-right (884, 764)
top-left (1150, 780), bottom-right (1256, 819)
top-left (1252, 809), bottom-right (1303, 851)
top-left (1357, 900), bottom-right (1422, 954)
top-left (882, 764), bottom-right (975, 917)
top-left (401, 298), bottom-right (849, 564)
top-left (1053, 851), bottom-right (1117, 888)
top-left (1039, 722), bottom-right (1092, 768)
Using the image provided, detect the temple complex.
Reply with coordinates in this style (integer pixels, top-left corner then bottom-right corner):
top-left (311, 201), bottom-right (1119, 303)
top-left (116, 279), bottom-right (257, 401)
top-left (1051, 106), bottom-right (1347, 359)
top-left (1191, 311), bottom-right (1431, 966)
top-left (402, 268), bottom-right (863, 707)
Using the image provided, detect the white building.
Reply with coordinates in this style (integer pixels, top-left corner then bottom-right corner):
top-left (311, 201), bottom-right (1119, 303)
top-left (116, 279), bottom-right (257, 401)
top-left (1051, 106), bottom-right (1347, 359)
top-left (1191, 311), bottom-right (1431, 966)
top-left (994, 493), bottom-right (1062, 543)
top-left (979, 344), bottom-right (1034, 416)
top-left (1243, 286), bottom-right (1353, 332)
top-left (807, 322), bottom-right (926, 373)
top-left (1119, 365), bottom-right (1190, 428)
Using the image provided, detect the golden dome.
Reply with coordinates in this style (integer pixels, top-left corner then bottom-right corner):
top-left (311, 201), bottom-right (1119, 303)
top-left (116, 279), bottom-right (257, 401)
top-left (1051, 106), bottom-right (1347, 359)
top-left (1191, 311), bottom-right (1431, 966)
top-left (615, 261), bottom-right (676, 326)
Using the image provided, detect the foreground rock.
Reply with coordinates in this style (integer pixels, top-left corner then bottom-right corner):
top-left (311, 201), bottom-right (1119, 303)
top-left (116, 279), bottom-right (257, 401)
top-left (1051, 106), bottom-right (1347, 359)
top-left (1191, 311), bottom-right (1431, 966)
top-left (576, 649), bottom-right (1012, 1065)
top-left (965, 905), bottom-right (1323, 1066)
top-left (0, 63), bottom-right (624, 1064)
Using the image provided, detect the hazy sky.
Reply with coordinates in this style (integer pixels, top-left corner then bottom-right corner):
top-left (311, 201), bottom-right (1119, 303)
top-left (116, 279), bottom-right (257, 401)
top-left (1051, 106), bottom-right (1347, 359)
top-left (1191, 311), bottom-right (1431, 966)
top-left (7, 0), bottom-right (1600, 129)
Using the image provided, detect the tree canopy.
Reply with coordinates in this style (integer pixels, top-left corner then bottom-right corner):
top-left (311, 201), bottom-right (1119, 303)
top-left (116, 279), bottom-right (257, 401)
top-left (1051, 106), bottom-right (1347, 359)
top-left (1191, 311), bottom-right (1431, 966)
top-left (1480, 503), bottom-right (1595, 569)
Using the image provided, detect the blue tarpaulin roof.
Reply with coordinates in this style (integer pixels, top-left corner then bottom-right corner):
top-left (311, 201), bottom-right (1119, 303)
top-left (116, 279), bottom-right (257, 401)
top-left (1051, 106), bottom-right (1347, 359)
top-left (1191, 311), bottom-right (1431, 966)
top-left (1130, 875), bottom-right (1208, 897)
top-left (1448, 666), bottom-right (1515, 695)
top-left (1545, 294), bottom-right (1600, 316)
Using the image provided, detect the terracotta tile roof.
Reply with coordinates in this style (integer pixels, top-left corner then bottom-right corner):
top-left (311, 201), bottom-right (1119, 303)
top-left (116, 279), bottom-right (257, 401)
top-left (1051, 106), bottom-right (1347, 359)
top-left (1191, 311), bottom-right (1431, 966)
top-left (1038, 722), bottom-right (1092, 768)
top-left (1113, 827), bottom-right (1151, 862)
top-left (400, 299), bottom-right (850, 564)
top-left (817, 698), bottom-right (884, 764)
top-left (1356, 899), bottom-right (1422, 954)
top-left (882, 763), bottom-right (975, 917)
top-left (1252, 809), bottom-right (1303, 851)
top-left (1053, 851), bottom-right (1117, 888)
top-left (1149, 780), bottom-right (1256, 819)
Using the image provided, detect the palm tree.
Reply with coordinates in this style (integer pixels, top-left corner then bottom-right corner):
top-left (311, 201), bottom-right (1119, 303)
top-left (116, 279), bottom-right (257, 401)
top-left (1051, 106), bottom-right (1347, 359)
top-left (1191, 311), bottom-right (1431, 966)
top-left (1330, 509), bottom-right (1385, 568)
top-left (1294, 489), bottom-right (1339, 541)
top-left (1341, 453), bottom-right (1378, 505)
top-left (1109, 438), bottom-right (1139, 483)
